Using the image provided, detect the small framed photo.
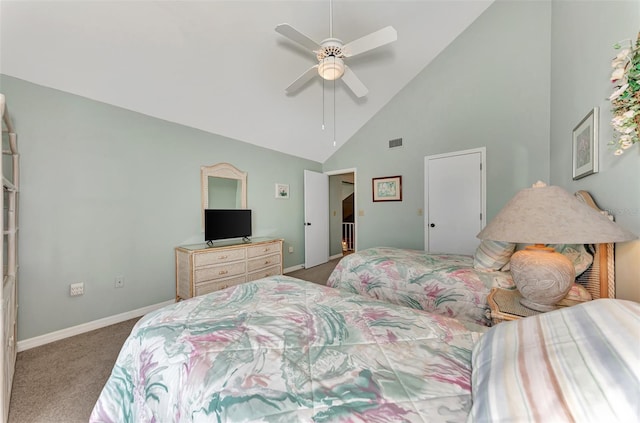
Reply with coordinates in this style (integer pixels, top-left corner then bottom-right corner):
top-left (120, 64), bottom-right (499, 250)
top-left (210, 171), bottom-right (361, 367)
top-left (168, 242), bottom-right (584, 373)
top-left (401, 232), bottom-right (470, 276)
top-left (372, 175), bottom-right (402, 202)
top-left (572, 107), bottom-right (599, 180)
top-left (275, 183), bottom-right (290, 199)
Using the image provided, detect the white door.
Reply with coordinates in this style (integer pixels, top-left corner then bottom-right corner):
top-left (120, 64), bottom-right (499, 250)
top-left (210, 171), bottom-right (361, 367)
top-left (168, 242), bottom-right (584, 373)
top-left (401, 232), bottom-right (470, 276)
top-left (304, 170), bottom-right (329, 268)
top-left (424, 148), bottom-right (485, 255)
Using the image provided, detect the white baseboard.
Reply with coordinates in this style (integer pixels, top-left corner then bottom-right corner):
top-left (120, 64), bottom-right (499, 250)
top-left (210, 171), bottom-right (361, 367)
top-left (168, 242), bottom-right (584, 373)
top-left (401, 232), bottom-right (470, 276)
top-left (283, 264), bottom-right (304, 273)
top-left (17, 300), bottom-right (175, 352)
top-left (284, 255), bottom-right (342, 274)
top-left (18, 256), bottom-right (344, 352)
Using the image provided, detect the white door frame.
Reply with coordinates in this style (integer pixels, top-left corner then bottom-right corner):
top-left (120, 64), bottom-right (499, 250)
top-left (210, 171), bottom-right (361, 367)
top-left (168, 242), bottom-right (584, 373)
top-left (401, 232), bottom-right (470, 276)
top-left (424, 147), bottom-right (486, 253)
top-left (326, 168), bottom-right (358, 254)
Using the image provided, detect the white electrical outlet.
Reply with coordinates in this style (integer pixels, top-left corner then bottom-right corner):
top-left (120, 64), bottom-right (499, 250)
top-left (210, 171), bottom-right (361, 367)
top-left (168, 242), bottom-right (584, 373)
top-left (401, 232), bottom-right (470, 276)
top-left (115, 276), bottom-right (124, 288)
top-left (70, 282), bottom-right (84, 296)
top-left (288, 246), bottom-right (294, 253)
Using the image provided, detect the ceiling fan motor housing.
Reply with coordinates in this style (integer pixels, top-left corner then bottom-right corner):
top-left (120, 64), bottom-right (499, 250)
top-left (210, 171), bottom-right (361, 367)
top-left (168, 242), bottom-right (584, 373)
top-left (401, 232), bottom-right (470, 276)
top-left (316, 39), bottom-right (344, 60)
top-left (316, 39), bottom-right (345, 80)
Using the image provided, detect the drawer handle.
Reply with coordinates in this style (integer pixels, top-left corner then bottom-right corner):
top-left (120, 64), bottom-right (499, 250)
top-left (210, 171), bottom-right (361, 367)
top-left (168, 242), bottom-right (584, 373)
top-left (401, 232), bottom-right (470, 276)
top-left (221, 285), bottom-right (229, 290)
top-left (264, 260), bottom-right (271, 265)
top-left (218, 255), bottom-right (228, 259)
top-left (219, 270), bottom-right (229, 275)
top-left (263, 248), bottom-right (270, 252)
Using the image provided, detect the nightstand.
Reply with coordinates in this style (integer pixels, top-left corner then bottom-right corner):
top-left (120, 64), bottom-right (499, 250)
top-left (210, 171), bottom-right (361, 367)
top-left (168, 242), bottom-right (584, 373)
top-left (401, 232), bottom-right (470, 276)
top-left (487, 287), bottom-right (587, 324)
top-left (487, 288), bottom-right (542, 324)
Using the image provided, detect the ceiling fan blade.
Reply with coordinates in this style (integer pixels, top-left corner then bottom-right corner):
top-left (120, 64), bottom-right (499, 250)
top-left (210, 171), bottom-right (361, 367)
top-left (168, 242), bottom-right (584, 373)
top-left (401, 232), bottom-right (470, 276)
top-left (341, 66), bottom-right (368, 98)
top-left (285, 65), bottom-right (319, 94)
top-left (342, 26), bottom-right (397, 57)
top-left (275, 23), bottom-right (321, 52)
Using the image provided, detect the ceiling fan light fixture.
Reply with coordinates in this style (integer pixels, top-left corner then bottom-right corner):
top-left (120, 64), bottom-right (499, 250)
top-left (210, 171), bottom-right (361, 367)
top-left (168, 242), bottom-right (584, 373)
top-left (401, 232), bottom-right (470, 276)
top-left (318, 57), bottom-right (344, 81)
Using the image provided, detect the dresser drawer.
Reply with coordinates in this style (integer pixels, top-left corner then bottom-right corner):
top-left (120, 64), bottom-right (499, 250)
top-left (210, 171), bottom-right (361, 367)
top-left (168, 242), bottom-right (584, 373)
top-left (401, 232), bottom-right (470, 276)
top-left (247, 242), bottom-right (281, 259)
top-left (195, 275), bottom-right (246, 296)
top-left (195, 261), bottom-right (246, 283)
top-left (247, 265), bottom-right (282, 282)
top-left (247, 253), bottom-right (281, 272)
top-left (194, 248), bottom-right (245, 267)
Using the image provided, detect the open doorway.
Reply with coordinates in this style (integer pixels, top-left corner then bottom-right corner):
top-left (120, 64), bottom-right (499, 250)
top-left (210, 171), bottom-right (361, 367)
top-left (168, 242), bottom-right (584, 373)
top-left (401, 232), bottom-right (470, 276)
top-left (328, 170), bottom-right (356, 258)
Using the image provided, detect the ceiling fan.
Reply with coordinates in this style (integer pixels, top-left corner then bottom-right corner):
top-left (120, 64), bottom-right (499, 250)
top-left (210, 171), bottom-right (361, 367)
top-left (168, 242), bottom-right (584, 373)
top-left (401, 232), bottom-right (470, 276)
top-left (275, 1), bottom-right (397, 98)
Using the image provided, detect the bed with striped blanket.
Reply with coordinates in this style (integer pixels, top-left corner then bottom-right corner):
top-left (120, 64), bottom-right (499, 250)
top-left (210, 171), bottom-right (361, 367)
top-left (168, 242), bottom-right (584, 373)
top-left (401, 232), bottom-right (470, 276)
top-left (469, 298), bottom-right (639, 422)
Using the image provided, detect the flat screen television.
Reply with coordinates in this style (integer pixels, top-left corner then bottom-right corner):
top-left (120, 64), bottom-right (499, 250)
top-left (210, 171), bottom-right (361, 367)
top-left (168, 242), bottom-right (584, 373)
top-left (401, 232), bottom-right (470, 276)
top-left (204, 209), bottom-right (252, 243)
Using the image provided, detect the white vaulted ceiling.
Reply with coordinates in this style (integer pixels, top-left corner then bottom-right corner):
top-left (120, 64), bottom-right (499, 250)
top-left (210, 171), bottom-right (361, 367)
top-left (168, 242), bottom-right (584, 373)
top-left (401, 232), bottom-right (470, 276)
top-left (0, 1), bottom-right (493, 162)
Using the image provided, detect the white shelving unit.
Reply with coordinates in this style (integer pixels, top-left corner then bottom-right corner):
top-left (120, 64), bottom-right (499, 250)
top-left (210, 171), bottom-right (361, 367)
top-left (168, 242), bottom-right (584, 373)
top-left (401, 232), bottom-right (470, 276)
top-left (0, 94), bottom-right (19, 423)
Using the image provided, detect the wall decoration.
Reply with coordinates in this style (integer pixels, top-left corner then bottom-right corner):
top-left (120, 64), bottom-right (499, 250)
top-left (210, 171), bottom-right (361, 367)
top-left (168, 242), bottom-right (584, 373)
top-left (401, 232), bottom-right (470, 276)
top-left (609, 32), bottom-right (639, 155)
top-left (275, 183), bottom-right (290, 199)
top-left (572, 107), bottom-right (599, 180)
top-left (372, 176), bottom-right (402, 202)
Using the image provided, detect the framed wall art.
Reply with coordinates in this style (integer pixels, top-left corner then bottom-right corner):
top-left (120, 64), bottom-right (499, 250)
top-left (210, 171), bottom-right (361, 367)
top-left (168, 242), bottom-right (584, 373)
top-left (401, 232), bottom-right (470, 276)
top-left (572, 107), bottom-right (599, 180)
top-left (275, 183), bottom-right (290, 199)
top-left (372, 175), bottom-right (402, 202)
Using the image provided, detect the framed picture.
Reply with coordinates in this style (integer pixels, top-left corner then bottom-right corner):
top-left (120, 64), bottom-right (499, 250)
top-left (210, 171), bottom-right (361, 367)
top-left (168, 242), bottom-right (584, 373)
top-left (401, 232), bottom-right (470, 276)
top-left (275, 183), bottom-right (289, 199)
top-left (372, 175), bottom-right (402, 202)
top-left (572, 107), bottom-right (599, 180)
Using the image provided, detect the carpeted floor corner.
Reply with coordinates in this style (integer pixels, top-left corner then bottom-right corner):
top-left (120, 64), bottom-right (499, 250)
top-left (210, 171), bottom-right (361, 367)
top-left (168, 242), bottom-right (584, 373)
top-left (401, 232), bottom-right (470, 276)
top-left (8, 317), bottom-right (139, 423)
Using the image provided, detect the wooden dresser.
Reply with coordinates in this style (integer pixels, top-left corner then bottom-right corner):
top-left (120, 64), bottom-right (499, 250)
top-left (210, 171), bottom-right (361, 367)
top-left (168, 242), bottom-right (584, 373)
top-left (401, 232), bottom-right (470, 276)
top-left (175, 238), bottom-right (283, 300)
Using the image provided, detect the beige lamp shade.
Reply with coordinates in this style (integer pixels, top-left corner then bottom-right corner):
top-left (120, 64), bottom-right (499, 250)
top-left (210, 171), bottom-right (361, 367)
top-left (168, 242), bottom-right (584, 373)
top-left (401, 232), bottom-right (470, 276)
top-left (477, 182), bottom-right (637, 244)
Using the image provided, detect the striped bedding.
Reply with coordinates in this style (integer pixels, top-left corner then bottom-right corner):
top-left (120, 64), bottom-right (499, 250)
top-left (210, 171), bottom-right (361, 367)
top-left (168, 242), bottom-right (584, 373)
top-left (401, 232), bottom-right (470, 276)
top-left (469, 299), bottom-right (640, 422)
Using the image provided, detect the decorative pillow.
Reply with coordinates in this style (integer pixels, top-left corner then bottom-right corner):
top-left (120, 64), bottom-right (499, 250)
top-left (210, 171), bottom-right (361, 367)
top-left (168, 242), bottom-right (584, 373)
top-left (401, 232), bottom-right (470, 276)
top-left (562, 282), bottom-right (592, 303)
top-left (469, 299), bottom-right (640, 422)
top-left (473, 240), bottom-right (516, 271)
top-left (550, 244), bottom-right (593, 276)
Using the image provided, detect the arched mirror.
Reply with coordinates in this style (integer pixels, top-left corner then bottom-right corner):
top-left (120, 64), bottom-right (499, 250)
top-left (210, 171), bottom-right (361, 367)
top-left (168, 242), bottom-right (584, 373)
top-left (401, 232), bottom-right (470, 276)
top-left (201, 163), bottom-right (247, 224)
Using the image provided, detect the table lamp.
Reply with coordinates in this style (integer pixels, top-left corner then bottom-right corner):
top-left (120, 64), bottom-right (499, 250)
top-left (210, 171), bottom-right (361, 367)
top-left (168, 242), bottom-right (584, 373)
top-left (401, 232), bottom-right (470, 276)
top-left (477, 181), bottom-right (637, 311)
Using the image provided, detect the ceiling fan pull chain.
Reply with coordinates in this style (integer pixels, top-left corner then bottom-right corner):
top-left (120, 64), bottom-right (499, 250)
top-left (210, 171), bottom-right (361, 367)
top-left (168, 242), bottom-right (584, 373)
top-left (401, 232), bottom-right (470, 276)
top-left (333, 76), bottom-right (337, 147)
top-left (322, 77), bottom-right (325, 130)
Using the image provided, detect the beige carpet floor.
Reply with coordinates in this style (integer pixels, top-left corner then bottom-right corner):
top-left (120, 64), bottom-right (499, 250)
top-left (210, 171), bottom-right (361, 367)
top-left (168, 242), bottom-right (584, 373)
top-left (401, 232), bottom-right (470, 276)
top-left (7, 257), bottom-right (341, 422)
top-left (284, 256), bottom-right (341, 286)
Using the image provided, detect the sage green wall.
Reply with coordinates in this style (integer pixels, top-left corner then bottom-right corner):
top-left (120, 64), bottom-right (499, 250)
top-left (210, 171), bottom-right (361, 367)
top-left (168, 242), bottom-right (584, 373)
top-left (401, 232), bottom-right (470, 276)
top-left (1, 75), bottom-right (321, 340)
top-left (549, 0), bottom-right (640, 301)
top-left (324, 0), bottom-right (552, 250)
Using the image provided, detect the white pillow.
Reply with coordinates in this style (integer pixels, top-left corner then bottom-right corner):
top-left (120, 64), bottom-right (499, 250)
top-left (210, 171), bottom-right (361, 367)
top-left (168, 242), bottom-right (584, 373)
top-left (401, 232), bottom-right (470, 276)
top-left (551, 244), bottom-right (594, 276)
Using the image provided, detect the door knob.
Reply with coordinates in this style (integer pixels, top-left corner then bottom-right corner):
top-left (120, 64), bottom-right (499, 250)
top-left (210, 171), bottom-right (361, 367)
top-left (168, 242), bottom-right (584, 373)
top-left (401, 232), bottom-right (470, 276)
top-left (430, 223), bottom-right (435, 227)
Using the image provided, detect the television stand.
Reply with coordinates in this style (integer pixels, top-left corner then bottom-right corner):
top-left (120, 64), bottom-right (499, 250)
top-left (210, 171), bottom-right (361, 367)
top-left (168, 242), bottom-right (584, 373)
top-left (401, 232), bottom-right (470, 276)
top-left (175, 238), bottom-right (283, 300)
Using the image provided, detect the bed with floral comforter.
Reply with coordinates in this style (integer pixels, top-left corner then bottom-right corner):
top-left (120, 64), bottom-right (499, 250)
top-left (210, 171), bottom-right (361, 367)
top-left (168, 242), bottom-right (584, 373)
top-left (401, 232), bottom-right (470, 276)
top-left (327, 247), bottom-right (515, 327)
top-left (90, 275), bottom-right (487, 423)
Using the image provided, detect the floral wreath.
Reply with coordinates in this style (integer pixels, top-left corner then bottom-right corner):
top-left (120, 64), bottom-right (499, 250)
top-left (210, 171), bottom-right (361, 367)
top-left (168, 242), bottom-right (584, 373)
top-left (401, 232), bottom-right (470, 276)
top-left (609, 32), bottom-right (639, 155)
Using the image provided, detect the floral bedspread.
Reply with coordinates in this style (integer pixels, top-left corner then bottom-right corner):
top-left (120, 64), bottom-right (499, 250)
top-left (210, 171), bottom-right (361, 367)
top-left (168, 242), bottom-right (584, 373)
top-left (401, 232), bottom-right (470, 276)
top-left (327, 247), bottom-right (515, 327)
top-left (90, 275), bottom-right (486, 423)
